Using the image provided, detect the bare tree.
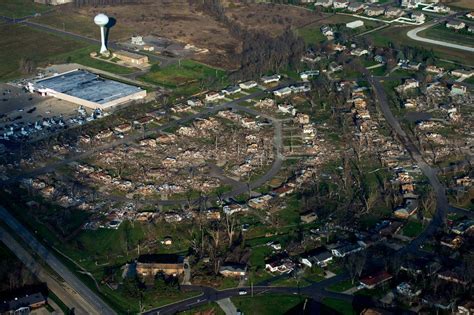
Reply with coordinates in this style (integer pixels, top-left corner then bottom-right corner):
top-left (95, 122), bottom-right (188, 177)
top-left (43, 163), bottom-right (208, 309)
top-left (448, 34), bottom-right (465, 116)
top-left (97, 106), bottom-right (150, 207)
top-left (345, 251), bottom-right (367, 284)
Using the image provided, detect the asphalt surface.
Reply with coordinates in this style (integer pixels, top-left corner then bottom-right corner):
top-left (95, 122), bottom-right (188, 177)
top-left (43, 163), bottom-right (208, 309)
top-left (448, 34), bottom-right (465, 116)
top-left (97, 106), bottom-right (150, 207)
top-left (0, 206), bottom-right (116, 315)
top-left (367, 75), bottom-right (448, 254)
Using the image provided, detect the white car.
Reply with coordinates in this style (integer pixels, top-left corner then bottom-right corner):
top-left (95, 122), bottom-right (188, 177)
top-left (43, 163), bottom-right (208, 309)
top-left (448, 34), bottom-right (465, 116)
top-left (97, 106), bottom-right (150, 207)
top-left (238, 290), bottom-right (247, 296)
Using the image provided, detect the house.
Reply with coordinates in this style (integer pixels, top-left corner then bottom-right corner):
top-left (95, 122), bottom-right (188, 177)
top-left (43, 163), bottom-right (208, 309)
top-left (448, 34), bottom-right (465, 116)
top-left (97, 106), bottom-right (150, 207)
top-left (433, 4), bottom-right (450, 13)
top-left (401, 257), bottom-right (441, 276)
top-left (143, 45), bottom-right (154, 52)
top-left (457, 300), bottom-right (474, 314)
top-left (467, 12), bottom-right (474, 19)
top-left (114, 123), bottom-right (132, 133)
top-left (321, 25), bottom-right (334, 37)
top-left (329, 62), bottom-right (343, 72)
top-left (385, 7), bottom-right (404, 18)
top-left (451, 83), bottom-right (467, 95)
top-left (219, 263), bottom-right (247, 277)
top-left (426, 65), bottom-right (444, 74)
top-left (333, 0), bottom-right (349, 9)
top-left (0, 290), bottom-right (47, 314)
top-left (333, 43), bottom-right (347, 52)
top-left (451, 69), bottom-right (474, 78)
top-left (221, 85), bottom-right (242, 95)
top-left (261, 74), bottom-right (281, 84)
top-left (468, 26), bottom-right (474, 33)
top-left (248, 194), bottom-right (273, 209)
top-left (446, 20), bottom-right (465, 30)
top-left (374, 55), bottom-right (385, 64)
top-left (411, 12), bottom-right (425, 23)
top-left (300, 70), bottom-right (319, 81)
top-left (346, 20), bottom-right (364, 29)
top-left (277, 103), bottom-right (296, 115)
top-left (239, 80), bottom-right (258, 90)
top-left (331, 243), bottom-right (363, 257)
top-left (291, 83), bottom-right (311, 93)
top-left (223, 203), bottom-right (248, 215)
top-left (315, 0), bottom-right (333, 7)
top-left (136, 254), bottom-right (185, 277)
top-left (359, 271), bottom-right (392, 289)
top-left (396, 282), bottom-right (421, 297)
top-left (205, 92), bottom-right (224, 102)
top-left (300, 211), bottom-right (318, 224)
top-left (437, 269), bottom-right (468, 285)
top-left (401, 0), bottom-right (422, 8)
top-left (399, 79), bottom-right (419, 91)
top-left (440, 234), bottom-right (463, 249)
top-left (273, 185), bottom-right (294, 198)
top-left (265, 254), bottom-right (295, 274)
top-left (347, 2), bottom-right (365, 12)
top-left (422, 294), bottom-right (456, 311)
top-left (365, 6), bottom-right (385, 16)
top-left (300, 247), bottom-right (333, 268)
top-left (274, 87), bottom-right (293, 97)
top-left (351, 48), bottom-right (369, 56)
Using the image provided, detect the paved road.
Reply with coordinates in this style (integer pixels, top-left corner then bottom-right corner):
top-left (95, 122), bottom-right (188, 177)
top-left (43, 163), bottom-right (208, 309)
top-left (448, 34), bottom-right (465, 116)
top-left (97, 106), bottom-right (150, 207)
top-left (367, 75), bottom-right (448, 253)
top-left (406, 22), bottom-right (474, 53)
top-left (0, 207), bottom-right (116, 315)
top-left (0, 226), bottom-right (97, 314)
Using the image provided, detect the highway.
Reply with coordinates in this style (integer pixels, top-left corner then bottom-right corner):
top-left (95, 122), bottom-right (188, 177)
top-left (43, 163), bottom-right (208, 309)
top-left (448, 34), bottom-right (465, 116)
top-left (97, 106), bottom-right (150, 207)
top-left (0, 206), bottom-right (116, 315)
top-left (0, 226), bottom-right (98, 314)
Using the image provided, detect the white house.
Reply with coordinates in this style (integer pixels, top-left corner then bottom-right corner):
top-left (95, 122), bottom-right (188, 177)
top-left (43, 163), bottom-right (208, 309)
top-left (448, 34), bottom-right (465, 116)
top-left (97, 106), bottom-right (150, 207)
top-left (411, 12), bottom-right (425, 23)
top-left (205, 92), bottom-right (224, 102)
top-left (300, 70), bottom-right (320, 81)
top-left (333, 0), bottom-right (349, 9)
top-left (274, 87), bottom-right (292, 97)
top-left (446, 21), bottom-right (465, 30)
top-left (261, 74), bottom-right (281, 84)
top-left (239, 80), bottom-right (258, 89)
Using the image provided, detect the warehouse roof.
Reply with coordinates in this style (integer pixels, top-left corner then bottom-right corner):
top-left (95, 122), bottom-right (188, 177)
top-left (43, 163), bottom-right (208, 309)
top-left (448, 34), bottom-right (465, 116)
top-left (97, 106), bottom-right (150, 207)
top-left (34, 69), bottom-right (143, 105)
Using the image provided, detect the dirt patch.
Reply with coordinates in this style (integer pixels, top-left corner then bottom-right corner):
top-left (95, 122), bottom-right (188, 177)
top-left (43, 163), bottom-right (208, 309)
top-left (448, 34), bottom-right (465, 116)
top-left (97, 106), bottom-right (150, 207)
top-left (225, 3), bottom-right (329, 36)
top-left (442, 0), bottom-right (474, 9)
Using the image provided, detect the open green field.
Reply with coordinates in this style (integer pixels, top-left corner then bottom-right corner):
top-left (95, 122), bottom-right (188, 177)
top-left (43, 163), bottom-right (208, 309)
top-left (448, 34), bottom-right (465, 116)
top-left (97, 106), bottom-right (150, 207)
top-left (33, 11), bottom-right (133, 42)
top-left (232, 294), bottom-right (304, 315)
top-left (322, 298), bottom-right (356, 315)
top-left (365, 25), bottom-right (474, 66)
top-left (140, 60), bottom-right (228, 95)
top-left (0, 0), bottom-right (50, 18)
top-left (419, 24), bottom-right (474, 48)
top-left (0, 24), bottom-right (87, 80)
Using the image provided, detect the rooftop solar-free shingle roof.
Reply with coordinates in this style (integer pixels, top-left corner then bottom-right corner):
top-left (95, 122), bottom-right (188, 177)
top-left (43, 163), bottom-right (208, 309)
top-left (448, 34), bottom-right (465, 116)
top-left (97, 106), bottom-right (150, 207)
top-left (35, 70), bottom-right (143, 105)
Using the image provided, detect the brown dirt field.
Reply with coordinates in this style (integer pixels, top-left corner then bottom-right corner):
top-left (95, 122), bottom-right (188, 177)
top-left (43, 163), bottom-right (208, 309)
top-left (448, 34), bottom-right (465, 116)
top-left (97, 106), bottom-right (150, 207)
top-left (441, 0), bottom-right (474, 10)
top-left (226, 3), bottom-right (330, 36)
top-left (32, 1), bottom-right (329, 69)
top-left (34, 0), bottom-right (241, 68)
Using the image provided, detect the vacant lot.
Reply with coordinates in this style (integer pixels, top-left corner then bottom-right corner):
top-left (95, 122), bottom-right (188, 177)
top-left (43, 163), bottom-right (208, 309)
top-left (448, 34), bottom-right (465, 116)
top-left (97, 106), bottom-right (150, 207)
top-left (0, 0), bottom-right (49, 18)
top-left (419, 24), bottom-right (474, 48)
top-left (232, 294), bottom-right (304, 315)
top-left (0, 24), bottom-right (86, 80)
top-left (444, 0), bottom-right (474, 10)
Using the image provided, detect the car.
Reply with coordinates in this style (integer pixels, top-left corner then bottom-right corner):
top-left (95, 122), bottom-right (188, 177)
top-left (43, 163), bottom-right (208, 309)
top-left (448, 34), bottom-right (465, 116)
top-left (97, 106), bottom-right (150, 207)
top-left (238, 290), bottom-right (247, 295)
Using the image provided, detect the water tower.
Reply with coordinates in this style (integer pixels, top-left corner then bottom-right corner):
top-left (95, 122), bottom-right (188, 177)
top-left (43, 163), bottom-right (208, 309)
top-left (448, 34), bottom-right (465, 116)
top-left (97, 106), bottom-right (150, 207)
top-left (94, 13), bottom-right (109, 54)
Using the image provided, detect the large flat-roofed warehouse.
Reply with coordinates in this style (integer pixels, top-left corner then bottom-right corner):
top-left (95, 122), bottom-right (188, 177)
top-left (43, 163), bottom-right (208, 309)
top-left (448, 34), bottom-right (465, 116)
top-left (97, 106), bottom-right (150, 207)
top-left (28, 69), bottom-right (146, 109)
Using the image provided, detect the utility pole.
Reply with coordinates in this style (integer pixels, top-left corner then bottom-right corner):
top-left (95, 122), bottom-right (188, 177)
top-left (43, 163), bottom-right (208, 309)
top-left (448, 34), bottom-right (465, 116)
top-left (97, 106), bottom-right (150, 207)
top-left (251, 281), bottom-right (254, 297)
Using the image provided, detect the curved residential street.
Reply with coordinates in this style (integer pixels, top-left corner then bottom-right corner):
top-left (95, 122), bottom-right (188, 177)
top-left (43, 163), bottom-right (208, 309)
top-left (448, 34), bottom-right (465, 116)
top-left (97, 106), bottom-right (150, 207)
top-left (406, 23), bottom-right (474, 53)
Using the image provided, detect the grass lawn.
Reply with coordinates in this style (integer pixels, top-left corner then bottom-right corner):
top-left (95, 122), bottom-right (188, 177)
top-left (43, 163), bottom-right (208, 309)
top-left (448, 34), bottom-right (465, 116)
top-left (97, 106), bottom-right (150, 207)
top-left (365, 25), bottom-right (474, 66)
top-left (232, 294), bottom-right (304, 315)
top-left (322, 298), bottom-right (356, 315)
top-left (179, 302), bottom-right (225, 315)
top-left (402, 220), bottom-right (424, 237)
top-left (140, 60), bottom-right (227, 93)
top-left (297, 26), bottom-right (327, 45)
top-left (0, 0), bottom-right (50, 18)
top-left (328, 279), bottom-right (355, 292)
top-left (0, 24), bottom-right (87, 80)
top-left (419, 24), bottom-right (474, 48)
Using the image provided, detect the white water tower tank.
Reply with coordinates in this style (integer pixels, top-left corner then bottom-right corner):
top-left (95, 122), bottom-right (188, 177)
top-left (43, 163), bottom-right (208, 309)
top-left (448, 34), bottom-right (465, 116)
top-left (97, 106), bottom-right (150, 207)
top-left (94, 13), bottom-right (109, 54)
